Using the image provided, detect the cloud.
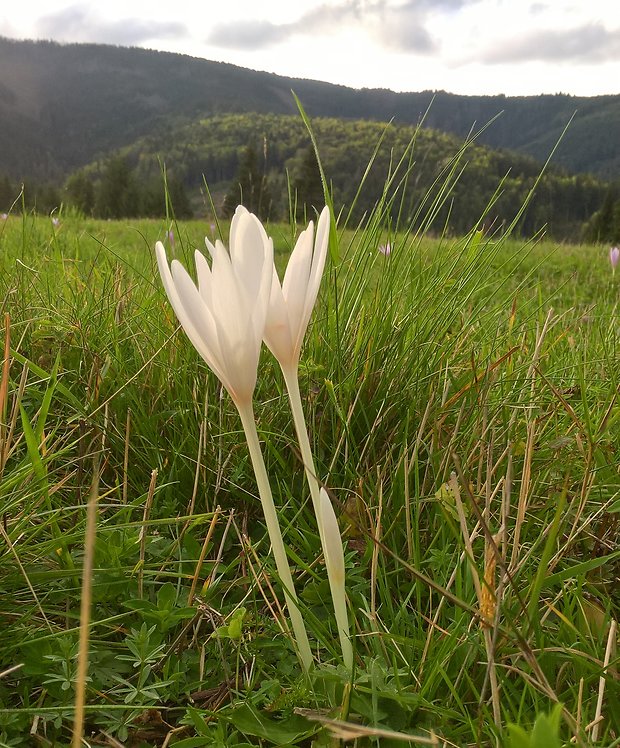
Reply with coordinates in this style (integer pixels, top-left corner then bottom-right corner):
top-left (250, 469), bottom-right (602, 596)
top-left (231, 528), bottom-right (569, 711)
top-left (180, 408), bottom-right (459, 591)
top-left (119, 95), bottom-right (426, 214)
top-left (480, 22), bottom-right (620, 64)
top-left (35, 4), bottom-right (188, 46)
top-left (372, 2), bottom-right (439, 53)
top-left (208, 1), bottom-right (380, 50)
top-left (207, 0), bottom-right (477, 55)
top-left (208, 19), bottom-right (290, 50)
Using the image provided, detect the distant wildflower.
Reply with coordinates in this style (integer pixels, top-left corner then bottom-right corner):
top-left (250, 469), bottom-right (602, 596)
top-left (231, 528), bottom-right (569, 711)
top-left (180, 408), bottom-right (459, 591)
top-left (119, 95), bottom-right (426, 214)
top-left (167, 229), bottom-right (175, 246)
top-left (51, 217), bottom-right (60, 227)
top-left (610, 246), bottom-right (619, 274)
top-left (209, 221), bottom-right (216, 238)
top-left (378, 242), bottom-right (391, 256)
top-left (0, 213), bottom-right (7, 221)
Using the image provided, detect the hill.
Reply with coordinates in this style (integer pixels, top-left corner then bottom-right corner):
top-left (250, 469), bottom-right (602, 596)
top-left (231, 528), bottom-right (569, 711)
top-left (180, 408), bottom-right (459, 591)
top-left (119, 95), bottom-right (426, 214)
top-left (66, 112), bottom-right (606, 240)
top-left (0, 36), bottom-right (619, 182)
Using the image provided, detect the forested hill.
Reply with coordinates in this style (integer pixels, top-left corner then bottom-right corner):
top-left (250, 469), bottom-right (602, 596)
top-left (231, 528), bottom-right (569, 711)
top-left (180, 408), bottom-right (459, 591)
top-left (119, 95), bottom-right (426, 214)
top-left (1, 36), bottom-right (619, 182)
top-left (68, 113), bottom-right (606, 240)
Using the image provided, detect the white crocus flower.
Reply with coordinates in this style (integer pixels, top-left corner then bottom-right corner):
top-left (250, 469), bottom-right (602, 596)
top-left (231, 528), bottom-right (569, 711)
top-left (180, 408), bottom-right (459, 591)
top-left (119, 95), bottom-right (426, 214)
top-left (264, 205), bottom-right (330, 371)
top-left (155, 205), bottom-right (272, 407)
top-left (156, 205), bottom-right (313, 672)
top-left (263, 207), bottom-right (352, 668)
top-left (264, 208), bottom-right (331, 554)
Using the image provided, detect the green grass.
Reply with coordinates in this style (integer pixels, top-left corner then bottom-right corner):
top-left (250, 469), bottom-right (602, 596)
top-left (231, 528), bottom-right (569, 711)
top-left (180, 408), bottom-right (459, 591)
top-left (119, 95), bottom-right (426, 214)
top-left (0, 208), bottom-right (618, 747)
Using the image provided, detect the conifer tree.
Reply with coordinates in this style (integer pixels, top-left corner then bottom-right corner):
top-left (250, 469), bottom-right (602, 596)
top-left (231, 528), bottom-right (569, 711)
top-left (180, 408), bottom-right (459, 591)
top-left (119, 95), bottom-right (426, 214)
top-left (222, 143), bottom-right (272, 220)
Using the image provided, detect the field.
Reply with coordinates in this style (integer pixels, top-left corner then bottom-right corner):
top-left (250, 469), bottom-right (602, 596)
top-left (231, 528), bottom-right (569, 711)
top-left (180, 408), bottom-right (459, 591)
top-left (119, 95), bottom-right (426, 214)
top-left (0, 208), bottom-right (618, 747)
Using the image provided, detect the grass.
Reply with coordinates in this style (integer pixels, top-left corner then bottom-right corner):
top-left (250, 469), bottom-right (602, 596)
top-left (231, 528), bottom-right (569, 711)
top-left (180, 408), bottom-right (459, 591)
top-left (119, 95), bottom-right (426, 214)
top-left (0, 205), bottom-right (618, 747)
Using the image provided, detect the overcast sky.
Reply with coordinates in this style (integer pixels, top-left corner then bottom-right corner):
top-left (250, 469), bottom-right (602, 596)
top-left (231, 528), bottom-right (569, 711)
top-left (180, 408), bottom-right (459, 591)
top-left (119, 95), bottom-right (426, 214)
top-left (2, 0), bottom-right (619, 97)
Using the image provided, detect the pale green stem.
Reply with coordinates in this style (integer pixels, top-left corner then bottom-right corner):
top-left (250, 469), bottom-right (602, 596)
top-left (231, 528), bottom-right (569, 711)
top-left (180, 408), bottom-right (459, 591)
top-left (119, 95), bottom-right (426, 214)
top-left (236, 399), bottom-right (313, 672)
top-left (320, 489), bottom-right (354, 672)
top-left (281, 362), bottom-right (323, 530)
top-left (282, 362), bottom-right (352, 671)
top-left (326, 554), bottom-right (354, 673)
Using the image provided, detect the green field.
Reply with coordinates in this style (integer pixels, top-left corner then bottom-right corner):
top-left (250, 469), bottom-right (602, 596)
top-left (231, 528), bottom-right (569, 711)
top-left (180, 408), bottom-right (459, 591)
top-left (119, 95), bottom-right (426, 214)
top-left (0, 210), bottom-right (618, 747)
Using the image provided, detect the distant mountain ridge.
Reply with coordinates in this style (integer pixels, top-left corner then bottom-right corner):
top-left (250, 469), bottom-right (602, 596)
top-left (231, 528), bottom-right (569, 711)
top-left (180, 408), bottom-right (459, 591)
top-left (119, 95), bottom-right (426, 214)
top-left (1, 36), bottom-right (619, 182)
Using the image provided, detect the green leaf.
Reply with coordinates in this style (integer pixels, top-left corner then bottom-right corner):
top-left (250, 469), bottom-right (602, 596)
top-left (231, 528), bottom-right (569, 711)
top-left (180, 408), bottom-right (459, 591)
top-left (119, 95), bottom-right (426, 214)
top-left (157, 582), bottom-right (177, 610)
top-left (530, 704), bottom-right (563, 748)
top-left (20, 405), bottom-right (48, 487)
top-left (507, 724), bottom-right (531, 748)
top-left (540, 550), bottom-right (620, 588)
top-left (226, 703), bottom-right (317, 744)
top-left (227, 607), bottom-right (246, 640)
top-left (35, 352), bottom-right (60, 443)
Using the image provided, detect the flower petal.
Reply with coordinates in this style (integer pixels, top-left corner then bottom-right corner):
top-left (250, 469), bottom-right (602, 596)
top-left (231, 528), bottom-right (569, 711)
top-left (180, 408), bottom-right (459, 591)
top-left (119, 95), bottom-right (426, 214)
top-left (209, 239), bottom-right (260, 401)
top-left (156, 242), bottom-right (225, 382)
top-left (231, 210), bottom-right (270, 307)
top-left (300, 206), bottom-right (330, 338)
top-left (282, 224), bottom-right (314, 345)
top-left (194, 249), bottom-right (213, 307)
top-left (228, 205), bottom-right (249, 260)
top-left (169, 259), bottom-right (227, 383)
top-left (264, 266), bottom-right (294, 363)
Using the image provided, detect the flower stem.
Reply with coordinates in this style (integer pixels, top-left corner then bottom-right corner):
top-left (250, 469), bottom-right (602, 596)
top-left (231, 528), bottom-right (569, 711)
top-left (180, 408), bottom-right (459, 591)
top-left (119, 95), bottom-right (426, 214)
top-left (282, 363), bottom-right (352, 670)
top-left (320, 489), bottom-right (354, 672)
top-left (236, 400), bottom-right (313, 672)
top-left (281, 363), bottom-right (323, 529)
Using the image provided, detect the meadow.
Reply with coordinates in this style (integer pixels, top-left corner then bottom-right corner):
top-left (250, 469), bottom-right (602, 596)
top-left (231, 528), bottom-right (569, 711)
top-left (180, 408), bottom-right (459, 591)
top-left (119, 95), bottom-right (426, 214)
top-left (0, 204), bottom-right (618, 747)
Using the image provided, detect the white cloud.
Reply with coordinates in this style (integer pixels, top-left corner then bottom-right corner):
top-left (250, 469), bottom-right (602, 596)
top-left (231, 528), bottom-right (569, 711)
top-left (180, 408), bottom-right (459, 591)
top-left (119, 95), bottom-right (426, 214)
top-left (480, 22), bottom-right (620, 64)
top-left (34, 4), bottom-right (188, 46)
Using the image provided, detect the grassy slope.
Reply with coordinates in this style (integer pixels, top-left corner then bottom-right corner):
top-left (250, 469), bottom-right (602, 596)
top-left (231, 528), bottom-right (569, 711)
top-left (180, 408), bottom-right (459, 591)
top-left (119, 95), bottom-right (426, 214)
top-left (0, 209), bottom-right (618, 745)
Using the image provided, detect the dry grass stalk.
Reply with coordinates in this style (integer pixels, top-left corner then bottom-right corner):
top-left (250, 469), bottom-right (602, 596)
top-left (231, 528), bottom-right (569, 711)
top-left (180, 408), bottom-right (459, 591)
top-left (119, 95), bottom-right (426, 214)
top-left (204, 509), bottom-right (235, 593)
top-left (122, 407), bottom-right (131, 503)
top-left (509, 309), bottom-right (555, 573)
top-left (188, 507), bottom-right (222, 606)
top-left (241, 532), bottom-right (289, 638)
top-left (138, 468), bottom-right (158, 598)
top-left (481, 531), bottom-right (503, 736)
top-left (71, 454), bottom-right (101, 748)
top-left (480, 536), bottom-right (498, 629)
top-left (0, 523), bottom-right (52, 631)
top-left (296, 708), bottom-right (440, 744)
top-left (449, 473), bottom-right (482, 603)
top-left (186, 416), bottom-right (205, 517)
top-left (0, 313), bottom-right (10, 456)
top-left (404, 395), bottom-right (434, 561)
top-left (370, 472), bottom-right (384, 620)
top-left (591, 618), bottom-right (618, 743)
top-left (1, 359), bottom-right (28, 475)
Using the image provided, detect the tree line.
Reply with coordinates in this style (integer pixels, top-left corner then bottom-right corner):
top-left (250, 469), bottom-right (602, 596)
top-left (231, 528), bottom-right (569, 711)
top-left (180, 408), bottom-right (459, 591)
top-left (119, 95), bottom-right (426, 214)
top-left (80, 113), bottom-right (608, 240)
top-left (0, 157), bottom-right (192, 219)
top-left (0, 112), bottom-right (613, 242)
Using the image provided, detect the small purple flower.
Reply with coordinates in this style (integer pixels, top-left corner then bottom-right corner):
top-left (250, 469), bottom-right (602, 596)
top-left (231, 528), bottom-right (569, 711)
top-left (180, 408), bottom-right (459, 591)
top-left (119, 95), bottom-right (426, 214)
top-left (378, 242), bottom-right (391, 257)
top-left (209, 221), bottom-right (216, 237)
top-left (167, 229), bottom-right (175, 246)
top-left (610, 246), bottom-right (619, 273)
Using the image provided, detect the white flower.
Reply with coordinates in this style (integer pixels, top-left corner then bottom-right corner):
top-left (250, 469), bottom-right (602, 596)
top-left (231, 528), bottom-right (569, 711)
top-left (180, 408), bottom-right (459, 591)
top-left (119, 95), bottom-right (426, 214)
top-left (155, 205), bottom-right (273, 405)
top-left (264, 207), bottom-right (330, 369)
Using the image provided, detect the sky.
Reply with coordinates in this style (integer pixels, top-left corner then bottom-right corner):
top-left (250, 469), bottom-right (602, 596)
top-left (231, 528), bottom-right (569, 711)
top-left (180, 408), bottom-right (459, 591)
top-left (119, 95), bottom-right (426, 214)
top-left (1, 0), bottom-right (619, 97)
